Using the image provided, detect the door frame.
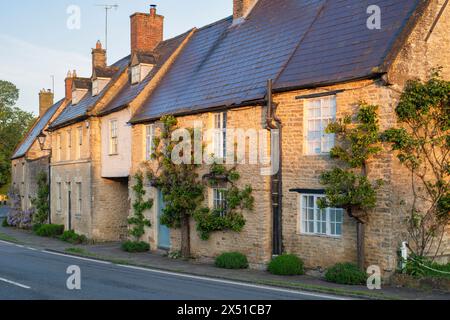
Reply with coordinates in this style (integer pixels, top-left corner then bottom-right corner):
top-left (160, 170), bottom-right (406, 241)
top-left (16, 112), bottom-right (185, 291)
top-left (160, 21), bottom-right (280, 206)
top-left (67, 182), bottom-right (72, 231)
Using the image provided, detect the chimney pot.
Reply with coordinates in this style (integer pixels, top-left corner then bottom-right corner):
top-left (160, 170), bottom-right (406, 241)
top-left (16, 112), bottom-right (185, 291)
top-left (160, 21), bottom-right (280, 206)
top-left (92, 40), bottom-right (107, 71)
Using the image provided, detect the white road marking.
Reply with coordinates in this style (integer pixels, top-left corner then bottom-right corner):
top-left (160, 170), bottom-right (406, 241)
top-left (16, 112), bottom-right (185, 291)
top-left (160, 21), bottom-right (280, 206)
top-left (42, 250), bottom-right (111, 265)
top-left (0, 240), bottom-right (14, 246)
top-left (25, 247), bottom-right (37, 251)
top-left (117, 264), bottom-right (348, 300)
top-left (0, 277), bottom-right (31, 289)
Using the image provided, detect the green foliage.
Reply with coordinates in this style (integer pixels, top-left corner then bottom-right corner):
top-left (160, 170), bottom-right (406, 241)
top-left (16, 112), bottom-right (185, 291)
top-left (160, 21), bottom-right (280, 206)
top-left (318, 168), bottom-right (382, 212)
top-left (194, 164), bottom-right (254, 240)
top-left (0, 80), bottom-right (35, 190)
top-left (2, 217), bottom-right (8, 227)
top-left (381, 70), bottom-right (449, 257)
top-left (325, 263), bottom-right (368, 285)
top-left (215, 252), bottom-right (249, 269)
top-left (34, 224), bottom-right (64, 238)
top-left (321, 103), bottom-right (383, 221)
top-left (194, 208), bottom-right (246, 240)
top-left (121, 241), bottom-right (150, 252)
top-left (128, 172), bottom-right (152, 241)
top-left (59, 230), bottom-right (87, 244)
top-left (149, 115), bottom-right (205, 230)
top-left (31, 171), bottom-right (49, 225)
top-left (327, 103), bottom-right (381, 168)
top-left (268, 254), bottom-right (305, 276)
top-left (404, 254), bottom-right (450, 280)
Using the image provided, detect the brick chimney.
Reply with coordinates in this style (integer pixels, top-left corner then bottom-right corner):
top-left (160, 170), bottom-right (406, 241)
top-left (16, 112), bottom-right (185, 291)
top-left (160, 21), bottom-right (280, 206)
top-left (130, 4), bottom-right (164, 55)
top-left (65, 70), bottom-right (73, 101)
top-left (39, 89), bottom-right (54, 117)
top-left (92, 40), bottom-right (107, 70)
top-left (233, 0), bottom-right (258, 21)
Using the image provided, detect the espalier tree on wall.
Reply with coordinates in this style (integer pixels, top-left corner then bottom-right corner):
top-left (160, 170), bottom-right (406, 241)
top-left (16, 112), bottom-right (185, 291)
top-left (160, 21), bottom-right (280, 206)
top-left (382, 69), bottom-right (449, 259)
top-left (146, 115), bottom-right (254, 258)
top-left (319, 103), bottom-right (384, 270)
top-left (128, 172), bottom-right (152, 242)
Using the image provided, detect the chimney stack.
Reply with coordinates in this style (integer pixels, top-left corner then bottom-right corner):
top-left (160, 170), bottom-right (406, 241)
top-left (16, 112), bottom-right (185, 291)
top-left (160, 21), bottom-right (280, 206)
top-left (39, 89), bottom-right (54, 117)
top-left (130, 4), bottom-right (164, 55)
top-left (233, 0), bottom-right (258, 21)
top-left (92, 40), bottom-right (107, 70)
top-left (65, 70), bottom-right (74, 101)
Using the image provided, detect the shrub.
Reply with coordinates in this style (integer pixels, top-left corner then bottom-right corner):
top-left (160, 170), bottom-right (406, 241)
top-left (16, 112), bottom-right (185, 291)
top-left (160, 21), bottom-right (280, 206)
top-left (2, 217), bottom-right (9, 227)
top-left (34, 224), bottom-right (64, 238)
top-left (405, 255), bottom-right (450, 280)
top-left (215, 252), bottom-right (249, 269)
top-left (325, 263), bottom-right (367, 285)
top-left (32, 223), bottom-right (43, 233)
top-left (268, 254), bottom-right (304, 276)
top-left (121, 241), bottom-right (150, 253)
top-left (60, 230), bottom-right (87, 244)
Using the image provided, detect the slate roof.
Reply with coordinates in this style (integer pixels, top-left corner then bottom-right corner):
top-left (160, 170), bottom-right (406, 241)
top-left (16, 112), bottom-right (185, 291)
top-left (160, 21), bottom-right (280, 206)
top-left (11, 99), bottom-right (65, 160)
top-left (73, 78), bottom-right (92, 90)
top-left (98, 30), bottom-right (192, 116)
top-left (130, 0), bottom-right (422, 123)
top-left (274, 0), bottom-right (422, 90)
top-left (49, 55), bottom-right (130, 130)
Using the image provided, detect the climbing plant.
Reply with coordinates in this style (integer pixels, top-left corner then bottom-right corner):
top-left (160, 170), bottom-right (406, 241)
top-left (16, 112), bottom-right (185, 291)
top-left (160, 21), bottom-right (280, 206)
top-left (128, 171), bottom-right (152, 241)
top-left (381, 69), bottom-right (449, 258)
top-left (194, 163), bottom-right (254, 240)
top-left (319, 102), bottom-right (384, 269)
top-left (146, 116), bottom-right (254, 257)
top-left (146, 115), bottom-right (204, 258)
top-left (31, 171), bottom-right (49, 225)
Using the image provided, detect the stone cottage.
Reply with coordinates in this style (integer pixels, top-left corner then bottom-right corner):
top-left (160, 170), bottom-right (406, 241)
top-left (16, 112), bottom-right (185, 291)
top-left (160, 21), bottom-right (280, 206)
top-left (127, 0), bottom-right (450, 276)
top-left (11, 90), bottom-right (68, 212)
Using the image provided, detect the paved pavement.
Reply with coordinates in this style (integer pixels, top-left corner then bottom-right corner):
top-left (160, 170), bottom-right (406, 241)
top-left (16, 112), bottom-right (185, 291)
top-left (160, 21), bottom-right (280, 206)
top-left (0, 241), bottom-right (342, 300)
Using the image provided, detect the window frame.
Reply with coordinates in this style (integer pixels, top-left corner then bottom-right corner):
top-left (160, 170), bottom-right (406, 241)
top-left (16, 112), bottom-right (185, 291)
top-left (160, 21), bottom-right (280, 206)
top-left (213, 112), bottom-right (227, 159)
top-left (145, 124), bottom-right (154, 161)
top-left (56, 134), bottom-right (62, 161)
top-left (299, 193), bottom-right (344, 237)
top-left (56, 182), bottom-right (62, 213)
top-left (76, 182), bottom-right (82, 216)
top-left (67, 130), bottom-right (72, 160)
top-left (109, 119), bottom-right (118, 155)
top-left (303, 96), bottom-right (337, 155)
top-left (212, 187), bottom-right (228, 217)
top-left (76, 126), bottom-right (82, 160)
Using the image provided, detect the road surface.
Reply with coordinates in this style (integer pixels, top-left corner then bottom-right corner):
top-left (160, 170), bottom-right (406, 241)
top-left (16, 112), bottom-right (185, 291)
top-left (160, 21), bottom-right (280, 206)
top-left (0, 241), bottom-right (344, 300)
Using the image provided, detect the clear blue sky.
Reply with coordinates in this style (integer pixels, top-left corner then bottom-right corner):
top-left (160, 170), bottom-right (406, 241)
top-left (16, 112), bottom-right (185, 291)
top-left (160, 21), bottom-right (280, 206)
top-left (0, 0), bottom-right (231, 114)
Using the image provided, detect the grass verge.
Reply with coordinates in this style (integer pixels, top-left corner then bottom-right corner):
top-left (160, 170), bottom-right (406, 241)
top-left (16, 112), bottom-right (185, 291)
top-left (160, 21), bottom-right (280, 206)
top-left (0, 232), bottom-right (21, 244)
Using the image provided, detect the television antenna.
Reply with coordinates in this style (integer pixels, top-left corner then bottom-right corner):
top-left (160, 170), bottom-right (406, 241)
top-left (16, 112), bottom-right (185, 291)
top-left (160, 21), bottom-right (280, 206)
top-left (95, 4), bottom-right (119, 51)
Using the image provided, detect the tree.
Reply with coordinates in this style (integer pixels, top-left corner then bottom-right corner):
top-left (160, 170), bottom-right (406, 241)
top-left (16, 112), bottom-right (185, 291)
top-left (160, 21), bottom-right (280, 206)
top-left (319, 103), bottom-right (383, 269)
top-left (382, 70), bottom-right (449, 258)
top-left (0, 80), bottom-right (35, 191)
top-left (147, 116), bottom-right (204, 258)
top-left (128, 171), bottom-right (152, 241)
top-left (146, 116), bottom-right (254, 257)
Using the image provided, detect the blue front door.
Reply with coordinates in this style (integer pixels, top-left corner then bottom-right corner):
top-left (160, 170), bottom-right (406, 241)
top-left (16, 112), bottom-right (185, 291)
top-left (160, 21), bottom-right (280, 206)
top-left (158, 190), bottom-right (171, 250)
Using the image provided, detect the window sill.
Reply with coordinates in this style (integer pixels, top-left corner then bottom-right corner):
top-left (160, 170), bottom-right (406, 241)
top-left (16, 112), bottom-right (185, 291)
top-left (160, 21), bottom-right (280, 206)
top-left (297, 232), bottom-right (342, 240)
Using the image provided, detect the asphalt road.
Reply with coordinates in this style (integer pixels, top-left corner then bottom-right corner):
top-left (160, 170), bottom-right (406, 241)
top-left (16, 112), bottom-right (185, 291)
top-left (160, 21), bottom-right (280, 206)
top-left (0, 241), bottom-right (343, 300)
